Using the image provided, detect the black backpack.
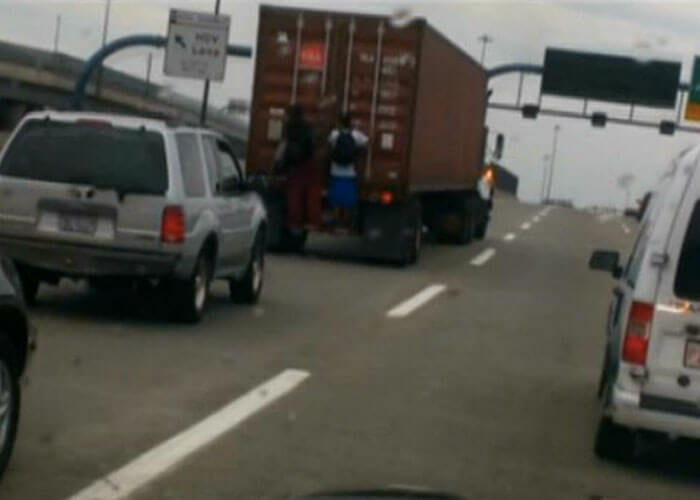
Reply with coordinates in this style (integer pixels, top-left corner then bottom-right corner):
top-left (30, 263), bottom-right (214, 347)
top-left (331, 131), bottom-right (357, 164)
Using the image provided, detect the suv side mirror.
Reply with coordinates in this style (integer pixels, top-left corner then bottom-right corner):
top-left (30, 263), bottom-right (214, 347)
top-left (589, 250), bottom-right (623, 279)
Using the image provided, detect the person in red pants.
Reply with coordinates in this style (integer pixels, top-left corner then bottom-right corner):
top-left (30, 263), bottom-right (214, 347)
top-left (276, 105), bottom-right (319, 238)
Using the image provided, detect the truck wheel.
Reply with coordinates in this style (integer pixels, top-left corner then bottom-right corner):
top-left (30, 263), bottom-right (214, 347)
top-left (396, 203), bottom-right (422, 266)
top-left (594, 416), bottom-right (635, 461)
top-left (0, 335), bottom-right (20, 480)
top-left (474, 218), bottom-right (489, 240)
top-left (280, 228), bottom-right (307, 254)
top-left (456, 199), bottom-right (475, 245)
top-left (230, 231), bottom-right (265, 304)
top-left (171, 253), bottom-right (212, 323)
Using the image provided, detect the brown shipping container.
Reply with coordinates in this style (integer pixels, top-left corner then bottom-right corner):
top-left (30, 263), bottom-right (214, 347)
top-left (247, 5), bottom-right (488, 197)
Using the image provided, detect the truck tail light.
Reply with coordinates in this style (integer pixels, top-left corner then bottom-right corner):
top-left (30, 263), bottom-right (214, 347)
top-left (161, 205), bottom-right (185, 243)
top-left (622, 301), bottom-right (654, 365)
top-left (380, 191), bottom-right (394, 205)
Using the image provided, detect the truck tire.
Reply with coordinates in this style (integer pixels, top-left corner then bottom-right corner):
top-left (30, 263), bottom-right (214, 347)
top-left (280, 228), bottom-right (307, 254)
top-left (474, 218), bottom-right (489, 240)
top-left (455, 196), bottom-right (475, 245)
top-left (0, 335), bottom-right (20, 480)
top-left (170, 252), bottom-right (212, 323)
top-left (230, 230), bottom-right (265, 304)
top-left (396, 201), bottom-right (422, 266)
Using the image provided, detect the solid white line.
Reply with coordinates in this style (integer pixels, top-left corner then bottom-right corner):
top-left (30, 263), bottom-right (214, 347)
top-left (386, 284), bottom-right (446, 318)
top-left (470, 247), bottom-right (496, 266)
top-left (66, 369), bottom-right (311, 500)
top-left (622, 224), bottom-right (631, 234)
top-left (503, 232), bottom-right (516, 242)
top-left (520, 222), bottom-right (532, 230)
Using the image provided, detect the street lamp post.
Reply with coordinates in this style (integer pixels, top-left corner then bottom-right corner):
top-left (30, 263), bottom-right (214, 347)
top-left (200, 0), bottom-right (222, 125)
top-left (96, 0), bottom-right (111, 97)
top-left (53, 14), bottom-right (62, 53)
top-left (541, 154), bottom-right (550, 203)
top-left (545, 125), bottom-right (561, 202)
top-left (478, 34), bottom-right (493, 65)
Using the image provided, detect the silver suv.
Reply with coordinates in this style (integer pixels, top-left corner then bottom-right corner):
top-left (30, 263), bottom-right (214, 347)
top-left (0, 111), bottom-right (267, 322)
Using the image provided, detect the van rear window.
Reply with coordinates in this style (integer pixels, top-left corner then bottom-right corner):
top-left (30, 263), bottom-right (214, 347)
top-left (0, 119), bottom-right (167, 194)
top-left (675, 200), bottom-right (700, 300)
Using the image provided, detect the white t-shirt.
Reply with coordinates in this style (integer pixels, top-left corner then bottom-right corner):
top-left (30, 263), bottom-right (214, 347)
top-left (328, 128), bottom-right (368, 178)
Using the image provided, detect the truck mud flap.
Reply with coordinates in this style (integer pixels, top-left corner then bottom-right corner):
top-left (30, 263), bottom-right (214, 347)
top-left (361, 201), bottom-right (418, 261)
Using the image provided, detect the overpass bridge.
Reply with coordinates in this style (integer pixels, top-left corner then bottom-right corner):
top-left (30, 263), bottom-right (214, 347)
top-left (0, 39), bottom-right (247, 152)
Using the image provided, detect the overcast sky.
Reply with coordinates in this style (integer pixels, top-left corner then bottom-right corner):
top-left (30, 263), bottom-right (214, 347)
top-left (2, 0), bottom-right (700, 207)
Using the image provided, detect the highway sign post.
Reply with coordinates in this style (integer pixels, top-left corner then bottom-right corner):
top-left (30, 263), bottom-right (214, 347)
top-left (164, 8), bottom-right (230, 81)
top-left (685, 57), bottom-right (700, 122)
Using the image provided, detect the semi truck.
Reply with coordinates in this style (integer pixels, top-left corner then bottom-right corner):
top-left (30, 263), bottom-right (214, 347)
top-left (247, 5), bottom-right (499, 265)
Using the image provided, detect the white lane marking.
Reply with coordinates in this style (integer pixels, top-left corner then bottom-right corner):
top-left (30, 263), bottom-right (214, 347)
top-left (622, 224), bottom-right (631, 234)
top-left (532, 215), bottom-right (540, 223)
top-left (538, 209), bottom-right (548, 217)
top-left (66, 369), bottom-right (310, 500)
top-left (386, 284), bottom-right (446, 318)
top-left (597, 213), bottom-right (615, 223)
top-left (503, 232), bottom-right (516, 242)
top-left (470, 247), bottom-right (496, 266)
top-left (520, 222), bottom-right (531, 230)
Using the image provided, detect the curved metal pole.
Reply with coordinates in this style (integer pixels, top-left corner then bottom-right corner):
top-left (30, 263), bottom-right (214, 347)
top-left (72, 34), bottom-right (165, 109)
top-left (487, 63), bottom-right (542, 80)
top-left (72, 34), bottom-right (253, 109)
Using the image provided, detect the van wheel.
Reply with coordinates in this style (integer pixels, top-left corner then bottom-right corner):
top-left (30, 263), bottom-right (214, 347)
top-left (230, 231), bottom-right (265, 304)
top-left (171, 253), bottom-right (211, 323)
top-left (0, 335), bottom-right (20, 479)
top-left (594, 416), bottom-right (635, 461)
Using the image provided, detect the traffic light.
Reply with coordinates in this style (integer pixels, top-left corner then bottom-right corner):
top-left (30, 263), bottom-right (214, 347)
top-left (522, 104), bottom-right (539, 119)
top-left (659, 121), bottom-right (676, 135)
top-left (591, 112), bottom-right (607, 128)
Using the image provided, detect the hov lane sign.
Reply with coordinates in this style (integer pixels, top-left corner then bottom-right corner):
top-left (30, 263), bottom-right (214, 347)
top-left (164, 9), bottom-right (230, 81)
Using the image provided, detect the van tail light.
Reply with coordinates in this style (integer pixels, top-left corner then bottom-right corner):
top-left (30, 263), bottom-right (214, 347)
top-left (161, 205), bottom-right (185, 243)
top-left (622, 301), bottom-right (654, 365)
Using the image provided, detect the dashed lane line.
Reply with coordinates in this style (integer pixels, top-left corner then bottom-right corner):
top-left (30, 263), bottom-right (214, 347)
top-left (622, 224), bottom-right (631, 234)
top-left (503, 233), bottom-right (516, 242)
top-left (470, 247), bottom-right (496, 266)
top-left (386, 284), bottom-right (447, 318)
top-left (520, 222), bottom-right (532, 230)
top-left (66, 369), bottom-right (311, 500)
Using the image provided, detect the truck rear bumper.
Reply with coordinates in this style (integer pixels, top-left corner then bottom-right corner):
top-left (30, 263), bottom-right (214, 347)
top-left (0, 235), bottom-right (179, 278)
top-left (610, 384), bottom-right (700, 439)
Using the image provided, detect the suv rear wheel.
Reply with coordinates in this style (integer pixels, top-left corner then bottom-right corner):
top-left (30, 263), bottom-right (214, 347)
top-left (171, 252), bottom-right (211, 323)
top-left (0, 335), bottom-right (20, 479)
top-left (230, 231), bottom-right (265, 304)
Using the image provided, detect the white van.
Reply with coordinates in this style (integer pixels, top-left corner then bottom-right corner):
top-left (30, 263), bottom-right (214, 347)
top-left (590, 146), bottom-right (700, 460)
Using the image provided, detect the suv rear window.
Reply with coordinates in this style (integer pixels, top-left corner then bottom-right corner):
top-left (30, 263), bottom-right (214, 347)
top-left (0, 119), bottom-right (167, 194)
top-left (675, 200), bottom-right (700, 300)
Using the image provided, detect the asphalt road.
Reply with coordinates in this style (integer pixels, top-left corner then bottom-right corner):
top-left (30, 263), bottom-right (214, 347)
top-left (3, 196), bottom-right (700, 500)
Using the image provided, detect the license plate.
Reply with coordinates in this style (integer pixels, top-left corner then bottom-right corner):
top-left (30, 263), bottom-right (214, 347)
top-left (685, 340), bottom-right (700, 369)
top-left (58, 214), bottom-right (97, 234)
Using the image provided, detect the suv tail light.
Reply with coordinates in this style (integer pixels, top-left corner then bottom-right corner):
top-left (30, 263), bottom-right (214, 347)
top-left (622, 301), bottom-right (654, 365)
top-left (161, 206), bottom-right (185, 243)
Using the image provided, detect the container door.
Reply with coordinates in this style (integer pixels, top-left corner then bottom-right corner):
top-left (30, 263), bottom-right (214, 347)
top-left (644, 154), bottom-right (700, 406)
top-left (341, 19), bottom-right (420, 198)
